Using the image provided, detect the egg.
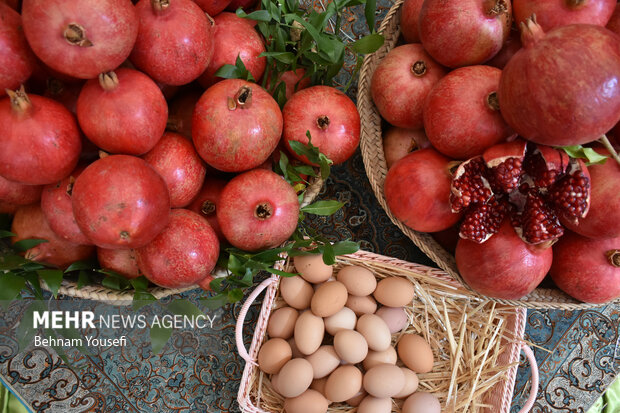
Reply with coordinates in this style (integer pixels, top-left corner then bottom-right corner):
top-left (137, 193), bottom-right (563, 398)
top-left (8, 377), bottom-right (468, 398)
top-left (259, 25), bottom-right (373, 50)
top-left (294, 311), bottom-right (325, 355)
top-left (402, 392), bottom-right (441, 413)
top-left (362, 346), bottom-right (397, 370)
top-left (374, 277), bottom-right (415, 307)
top-left (277, 358), bottom-right (314, 398)
top-left (324, 307), bottom-right (357, 335)
top-left (283, 389), bottom-right (329, 413)
top-left (346, 389), bottom-right (367, 407)
top-left (267, 307), bottom-right (299, 339)
top-left (394, 368), bottom-right (419, 399)
top-left (363, 364), bottom-right (405, 398)
top-left (294, 254), bottom-right (333, 283)
top-left (271, 373), bottom-right (282, 394)
top-left (258, 338), bottom-right (292, 374)
top-left (375, 306), bottom-right (409, 333)
top-left (397, 334), bottom-right (434, 373)
top-left (345, 295), bottom-right (377, 315)
top-left (310, 377), bottom-right (329, 398)
top-left (306, 345), bottom-right (340, 379)
top-left (336, 265), bottom-right (377, 296)
top-left (333, 329), bottom-right (368, 364)
top-left (357, 396), bottom-right (393, 413)
top-left (280, 276), bottom-right (314, 310)
top-left (324, 365), bottom-right (363, 402)
top-left (311, 281), bottom-right (348, 317)
top-left (356, 314), bottom-right (392, 351)
top-left (288, 337), bottom-right (304, 358)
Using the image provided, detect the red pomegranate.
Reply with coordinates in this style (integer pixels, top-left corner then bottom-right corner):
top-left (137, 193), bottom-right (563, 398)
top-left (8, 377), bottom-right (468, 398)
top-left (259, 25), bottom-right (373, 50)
top-left (383, 127), bottom-right (428, 169)
top-left (198, 12), bottom-right (266, 87)
top-left (217, 169), bottom-right (299, 251)
top-left (608, 3), bottom-right (620, 34)
top-left (423, 65), bottom-right (515, 160)
top-left (193, 0), bottom-right (231, 16)
top-left (77, 69), bottom-right (168, 155)
top-left (97, 247), bottom-right (141, 279)
top-left (283, 86), bottom-right (360, 165)
top-left (131, 0), bottom-right (214, 86)
top-left (498, 19), bottom-right (620, 146)
top-left (226, 0), bottom-right (257, 11)
top-left (167, 88), bottom-right (203, 139)
top-left (21, 0), bottom-right (138, 79)
top-left (486, 28), bottom-right (522, 69)
top-left (71, 155), bottom-right (171, 249)
top-left (371, 44), bottom-right (446, 129)
top-left (400, 0), bottom-right (424, 43)
top-left (267, 68), bottom-right (311, 101)
top-left (41, 166), bottom-right (93, 245)
top-left (198, 274), bottom-right (214, 291)
top-left (11, 204), bottom-right (95, 268)
top-left (143, 132), bottom-right (206, 208)
top-left (193, 79), bottom-right (282, 172)
top-left (456, 220), bottom-right (553, 300)
top-left (551, 232), bottom-right (620, 303)
top-left (136, 209), bottom-right (220, 288)
top-left (384, 148), bottom-right (462, 233)
top-left (0, 3), bottom-right (37, 96)
top-left (0, 175), bottom-right (42, 206)
top-left (0, 87), bottom-right (81, 185)
top-left (188, 178), bottom-right (228, 241)
top-left (513, 0), bottom-right (616, 31)
top-left (418, 0), bottom-right (512, 68)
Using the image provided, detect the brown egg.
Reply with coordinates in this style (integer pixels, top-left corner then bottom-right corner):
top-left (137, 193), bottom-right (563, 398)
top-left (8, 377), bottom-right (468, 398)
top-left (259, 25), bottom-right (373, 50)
top-left (294, 311), bottom-right (325, 355)
top-left (333, 330), bottom-right (368, 364)
top-left (357, 396), bottom-right (393, 413)
top-left (271, 373), bottom-right (282, 394)
top-left (402, 392), bottom-right (441, 413)
top-left (267, 307), bottom-right (299, 339)
top-left (336, 265), bottom-right (377, 296)
top-left (325, 365), bottom-right (363, 402)
top-left (394, 368), bottom-right (419, 399)
top-left (294, 254), bottom-right (333, 283)
top-left (362, 346), bottom-right (398, 370)
top-left (375, 306), bottom-right (409, 334)
top-left (306, 345), bottom-right (341, 379)
top-left (324, 307), bottom-right (357, 335)
top-left (346, 389), bottom-right (367, 407)
top-left (310, 377), bottom-right (329, 399)
top-left (398, 334), bottom-right (434, 373)
top-left (288, 337), bottom-right (304, 358)
top-left (374, 277), bottom-right (415, 307)
top-left (356, 314), bottom-right (392, 351)
top-left (283, 389), bottom-right (329, 413)
top-left (280, 276), bottom-right (314, 309)
top-left (278, 358), bottom-right (314, 398)
top-left (346, 295), bottom-right (377, 316)
top-left (363, 364), bottom-right (405, 398)
top-left (258, 338), bottom-right (292, 374)
top-left (311, 281), bottom-right (348, 317)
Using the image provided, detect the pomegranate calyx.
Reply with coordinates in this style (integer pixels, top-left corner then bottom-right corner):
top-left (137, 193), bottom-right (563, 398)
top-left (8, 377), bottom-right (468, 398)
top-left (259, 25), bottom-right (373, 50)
top-left (98, 72), bottom-right (120, 91)
top-left (6, 85), bottom-right (31, 114)
top-left (606, 249), bottom-right (620, 267)
top-left (67, 176), bottom-right (76, 196)
top-left (64, 23), bottom-right (94, 47)
top-left (120, 231), bottom-right (130, 240)
top-left (566, 0), bottom-right (587, 9)
top-left (201, 200), bottom-right (216, 216)
top-left (520, 15), bottom-right (545, 48)
top-left (486, 91), bottom-right (500, 111)
top-left (151, 0), bottom-right (171, 12)
top-left (254, 202), bottom-right (273, 220)
top-left (234, 86), bottom-right (252, 110)
top-left (486, 0), bottom-right (509, 16)
top-left (317, 115), bottom-right (330, 129)
top-left (411, 61), bottom-right (427, 77)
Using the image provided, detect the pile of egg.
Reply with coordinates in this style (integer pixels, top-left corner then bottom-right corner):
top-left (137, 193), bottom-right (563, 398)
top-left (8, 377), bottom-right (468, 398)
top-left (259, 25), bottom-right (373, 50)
top-left (256, 254), bottom-right (442, 413)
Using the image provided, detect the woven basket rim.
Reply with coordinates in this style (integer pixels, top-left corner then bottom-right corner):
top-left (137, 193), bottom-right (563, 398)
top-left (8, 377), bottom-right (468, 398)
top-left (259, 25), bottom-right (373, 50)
top-left (355, 0), bottom-right (616, 310)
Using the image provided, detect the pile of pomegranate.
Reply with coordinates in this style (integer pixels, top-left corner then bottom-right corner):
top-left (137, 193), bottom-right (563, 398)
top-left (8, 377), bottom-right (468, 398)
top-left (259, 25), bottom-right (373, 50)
top-left (0, 0), bottom-right (361, 290)
top-left (379, 0), bottom-right (620, 303)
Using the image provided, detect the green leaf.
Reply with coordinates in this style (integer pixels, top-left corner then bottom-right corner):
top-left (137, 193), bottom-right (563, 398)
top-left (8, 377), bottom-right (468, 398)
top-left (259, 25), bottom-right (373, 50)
top-left (132, 290), bottom-right (156, 311)
top-left (331, 240), bottom-right (360, 256)
top-left (227, 288), bottom-right (244, 303)
top-left (201, 293), bottom-right (228, 310)
top-left (260, 51), bottom-right (296, 64)
top-left (64, 259), bottom-right (98, 273)
top-left (364, 0), bottom-right (377, 32)
top-left (236, 8), bottom-right (272, 22)
top-left (101, 275), bottom-right (131, 291)
top-left (13, 238), bottom-right (48, 252)
top-left (301, 200), bottom-right (344, 216)
top-left (228, 254), bottom-right (245, 277)
top-left (214, 64), bottom-right (241, 79)
top-left (23, 271), bottom-right (43, 299)
top-left (350, 33), bottom-right (384, 54)
top-left (562, 145), bottom-right (608, 165)
top-left (0, 254), bottom-right (28, 271)
top-left (0, 273), bottom-right (26, 301)
top-left (266, 267), bottom-right (299, 277)
top-left (77, 271), bottom-right (90, 290)
top-left (37, 269), bottom-right (63, 298)
top-left (0, 230), bottom-right (15, 238)
top-left (167, 299), bottom-right (204, 318)
top-left (150, 324), bottom-right (173, 354)
top-left (130, 276), bottom-right (150, 291)
top-left (251, 247), bottom-right (290, 263)
top-left (209, 277), bottom-right (226, 293)
top-left (321, 242), bottom-right (336, 265)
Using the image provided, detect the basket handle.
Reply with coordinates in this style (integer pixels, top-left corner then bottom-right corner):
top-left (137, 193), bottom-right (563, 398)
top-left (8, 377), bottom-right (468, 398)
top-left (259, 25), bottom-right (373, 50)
top-left (517, 344), bottom-right (539, 413)
top-left (235, 277), bottom-right (279, 366)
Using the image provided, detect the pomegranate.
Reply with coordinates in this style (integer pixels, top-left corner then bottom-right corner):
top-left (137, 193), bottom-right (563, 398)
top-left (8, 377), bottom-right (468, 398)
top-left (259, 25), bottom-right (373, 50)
top-left (267, 68), bottom-right (311, 101)
top-left (550, 231), bottom-right (620, 303)
top-left (283, 86), bottom-right (360, 165)
top-left (486, 28), bottom-right (523, 69)
top-left (0, 3), bottom-right (37, 96)
top-left (71, 155), bottom-right (170, 249)
top-left (0, 87), bottom-right (81, 185)
top-left (608, 3), bottom-right (620, 34)
top-left (499, 19), bottom-right (620, 146)
top-left (193, 0), bottom-right (231, 16)
top-left (11, 204), bottom-right (95, 268)
top-left (382, 127), bottom-right (428, 169)
top-left (217, 169), bottom-right (299, 251)
top-left (0, 201), bottom-right (18, 214)
top-left (400, 0), bottom-right (424, 43)
top-left (384, 148), bottom-right (462, 233)
top-left (41, 166), bottom-right (93, 245)
top-left (513, 0), bottom-right (616, 31)
top-left (167, 88), bottom-right (203, 138)
top-left (0, 0), bottom-right (18, 10)
top-left (418, 0), bottom-right (512, 68)
top-left (226, 0), bottom-right (257, 11)
top-left (131, 0), bottom-right (214, 86)
top-left (198, 274), bottom-right (214, 291)
top-left (77, 69), bottom-right (168, 155)
top-left (197, 12), bottom-right (266, 87)
top-left (0, 175), bottom-right (42, 206)
top-left (193, 79), bottom-right (282, 172)
top-left (455, 220), bottom-right (553, 300)
top-left (143, 132), bottom-right (206, 208)
top-left (188, 178), bottom-right (228, 241)
top-left (97, 247), bottom-right (141, 279)
top-left (423, 65), bottom-right (515, 160)
top-left (21, 0), bottom-right (138, 79)
top-left (136, 209), bottom-right (219, 288)
top-left (371, 44), bottom-right (446, 129)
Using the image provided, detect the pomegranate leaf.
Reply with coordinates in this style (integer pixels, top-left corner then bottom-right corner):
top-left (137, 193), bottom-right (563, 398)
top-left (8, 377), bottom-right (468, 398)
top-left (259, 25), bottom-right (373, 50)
top-left (331, 241), bottom-right (360, 256)
top-left (36, 269), bottom-right (63, 298)
top-left (266, 268), bottom-right (299, 277)
top-left (0, 273), bottom-right (26, 301)
top-left (0, 230), bottom-right (15, 238)
top-left (235, 8), bottom-right (271, 22)
top-left (350, 33), bottom-right (384, 54)
top-left (167, 299), bottom-right (205, 319)
top-left (64, 258), bottom-right (98, 273)
top-left (77, 271), bottom-right (90, 290)
top-left (214, 55), bottom-right (255, 82)
top-left (12, 238), bottom-right (48, 252)
top-left (364, 0), bottom-right (377, 31)
top-left (301, 200), bottom-right (345, 215)
top-left (561, 145), bottom-right (608, 165)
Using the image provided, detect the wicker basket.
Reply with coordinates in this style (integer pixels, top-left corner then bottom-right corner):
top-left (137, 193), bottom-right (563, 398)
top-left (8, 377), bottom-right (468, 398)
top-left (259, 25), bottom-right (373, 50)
top-left (356, 0), bottom-right (617, 310)
top-left (235, 250), bottom-right (538, 413)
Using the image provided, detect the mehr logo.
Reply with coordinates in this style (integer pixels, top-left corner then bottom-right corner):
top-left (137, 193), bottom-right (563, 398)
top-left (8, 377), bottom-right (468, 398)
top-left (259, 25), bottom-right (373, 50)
top-left (33, 311), bottom-right (96, 329)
